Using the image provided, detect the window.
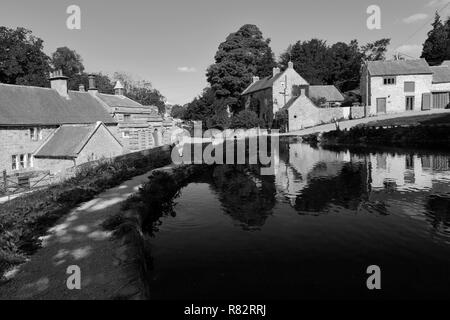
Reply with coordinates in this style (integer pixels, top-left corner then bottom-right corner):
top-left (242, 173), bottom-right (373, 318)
top-left (404, 81), bottom-right (415, 92)
top-left (19, 154), bottom-right (25, 169)
top-left (11, 155), bottom-right (17, 171)
top-left (406, 96), bottom-right (415, 111)
top-left (122, 131), bottom-right (130, 138)
top-left (383, 77), bottom-right (396, 85)
top-left (27, 154), bottom-right (33, 168)
top-left (123, 114), bottom-right (131, 122)
top-left (30, 128), bottom-right (42, 141)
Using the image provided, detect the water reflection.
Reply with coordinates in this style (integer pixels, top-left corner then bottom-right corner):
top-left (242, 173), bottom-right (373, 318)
top-left (274, 141), bottom-right (450, 239)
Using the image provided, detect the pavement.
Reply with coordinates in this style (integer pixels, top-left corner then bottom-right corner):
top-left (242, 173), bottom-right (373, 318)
top-left (0, 169), bottom-right (167, 300)
top-left (281, 109), bottom-right (450, 137)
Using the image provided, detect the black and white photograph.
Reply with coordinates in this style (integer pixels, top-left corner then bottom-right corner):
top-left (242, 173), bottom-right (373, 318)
top-left (0, 0), bottom-right (450, 309)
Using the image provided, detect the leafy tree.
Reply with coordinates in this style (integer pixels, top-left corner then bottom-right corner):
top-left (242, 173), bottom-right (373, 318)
top-left (361, 38), bottom-right (391, 61)
top-left (113, 72), bottom-right (166, 114)
top-left (327, 40), bottom-right (362, 91)
top-left (51, 47), bottom-right (85, 81)
top-left (279, 39), bottom-right (331, 84)
top-left (230, 110), bottom-right (264, 129)
top-left (421, 12), bottom-right (448, 65)
top-left (184, 87), bottom-right (217, 126)
top-left (170, 104), bottom-right (186, 119)
top-left (0, 27), bottom-right (51, 87)
top-left (206, 24), bottom-right (276, 111)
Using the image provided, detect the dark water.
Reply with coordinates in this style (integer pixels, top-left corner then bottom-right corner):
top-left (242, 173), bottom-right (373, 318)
top-left (148, 141), bottom-right (450, 299)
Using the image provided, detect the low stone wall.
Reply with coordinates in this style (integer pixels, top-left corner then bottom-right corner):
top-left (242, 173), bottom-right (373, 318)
top-left (318, 107), bottom-right (345, 124)
top-left (350, 106), bottom-right (365, 119)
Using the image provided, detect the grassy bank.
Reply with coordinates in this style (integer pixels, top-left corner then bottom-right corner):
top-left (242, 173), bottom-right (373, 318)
top-left (306, 125), bottom-right (450, 150)
top-left (0, 146), bottom-right (173, 276)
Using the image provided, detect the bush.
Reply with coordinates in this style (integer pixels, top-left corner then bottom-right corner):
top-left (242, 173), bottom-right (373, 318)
top-left (230, 110), bottom-right (264, 129)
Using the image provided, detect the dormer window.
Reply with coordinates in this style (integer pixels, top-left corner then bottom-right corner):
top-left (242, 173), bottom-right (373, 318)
top-left (383, 77), bottom-right (396, 85)
top-left (123, 114), bottom-right (131, 122)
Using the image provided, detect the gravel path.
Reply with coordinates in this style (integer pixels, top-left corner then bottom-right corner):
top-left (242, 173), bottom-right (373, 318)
top-left (0, 169), bottom-right (164, 300)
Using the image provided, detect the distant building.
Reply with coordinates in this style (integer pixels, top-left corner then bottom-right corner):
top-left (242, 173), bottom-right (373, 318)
top-left (0, 71), bottom-right (122, 175)
top-left (360, 59), bottom-right (450, 115)
top-left (241, 62), bottom-right (345, 131)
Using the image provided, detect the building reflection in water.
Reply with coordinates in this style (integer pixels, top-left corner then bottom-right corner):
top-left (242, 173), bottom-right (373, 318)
top-left (274, 141), bottom-right (450, 238)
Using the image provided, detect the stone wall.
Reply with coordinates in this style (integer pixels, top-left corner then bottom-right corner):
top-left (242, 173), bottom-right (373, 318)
top-left (0, 126), bottom-right (57, 174)
top-left (350, 106), bottom-right (365, 119)
top-left (368, 74), bottom-right (433, 115)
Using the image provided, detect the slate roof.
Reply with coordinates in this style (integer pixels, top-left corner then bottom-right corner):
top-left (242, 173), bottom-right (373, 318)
top-left (241, 73), bottom-right (283, 95)
top-left (366, 59), bottom-right (432, 76)
top-left (35, 122), bottom-right (120, 158)
top-left (96, 93), bottom-right (143, 108)
top-left (309, 85), bottom-right (345, 102)
top-left (431, 65), bottom-right (450, 83)
top-left (0, 84), bottom-right (116, 126)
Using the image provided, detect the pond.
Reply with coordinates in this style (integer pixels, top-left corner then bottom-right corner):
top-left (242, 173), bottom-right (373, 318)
top-left (145, 140), bottom-right (450, 299)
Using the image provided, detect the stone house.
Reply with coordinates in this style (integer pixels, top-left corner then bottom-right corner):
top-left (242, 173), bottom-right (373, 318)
top-left (241, 61), bottom-right (309, 127)
top-left (33, 122), bottom-right (123, 172)
top-left (88, 78), bottom-right (170, 152)
top-left (241, 62), bottom-right (346, 131)
top-left (282, 87), bottom-right (344, 131)
top-left (360, 59), bottom-right (450, 115)
top-left (0, 71), bottom-right (122, 176)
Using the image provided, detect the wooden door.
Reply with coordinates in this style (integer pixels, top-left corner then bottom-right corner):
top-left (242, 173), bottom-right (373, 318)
top-left (376, 98), bottom-right (386, 114)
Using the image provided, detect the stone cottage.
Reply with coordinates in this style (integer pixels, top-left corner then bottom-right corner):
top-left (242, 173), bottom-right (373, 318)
top-left (360, 59), bottom-right (450, 115)
top-left (88, 77), bottom-right (170, 152)
top-left (241, 62), bottom-right (345, 131)
top-left (241, 61), bottom-right (309, 127)
top-left (0, 71), bottom-right (123, 176)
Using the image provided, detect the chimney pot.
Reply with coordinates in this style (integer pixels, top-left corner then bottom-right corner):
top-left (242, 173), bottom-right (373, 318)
top-left (288, 61), bottom-right (294, 69)
top-left (79, 84), bottom-right (85, 92)
top-left (252, 76), bottom-right (260, 83)
top-left (88, 74), bottom-right (98, 95)
top-left (49, 69), bottom-right (69, 99)
top-left (273, 67), bottom-right (280, 77)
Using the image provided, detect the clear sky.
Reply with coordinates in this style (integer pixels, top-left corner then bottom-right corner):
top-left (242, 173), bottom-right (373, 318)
top-left (1, 0), bottom-right (449, 105)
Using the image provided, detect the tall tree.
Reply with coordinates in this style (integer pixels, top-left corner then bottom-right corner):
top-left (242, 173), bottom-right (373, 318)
top-left (421, 12), bottom-right (448, 65)
top-left (0, 27), bottom-right (51, 87)
top-left (279, 39), bottom-right (330, 85)
top-left (206, 24), bottom-right (276, 111)
top-left (327, 40), bottom-right (362, 91)
top-left (51, 47), bottom-right (84, 78)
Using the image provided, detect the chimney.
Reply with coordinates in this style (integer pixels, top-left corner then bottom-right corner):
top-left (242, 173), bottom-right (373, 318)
top-left (293, 85), bottom-right (309, 97)
top-left (49, 70), bottom-right (69, 99)
top-left (273, 67), bottom-right (280, 77)
top-left (114, 80), bottom-right (125, 96)
top-left (252, 76), bottom-right (260, 83)
top-left (79, 84), bottom-right (85, 92)
top-left (288, 61), bottom-right (294, 69)
top-left (88, 74), bottom-right (98, 95)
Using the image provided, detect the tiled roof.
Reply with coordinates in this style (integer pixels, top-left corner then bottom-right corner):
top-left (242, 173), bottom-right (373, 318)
top-left (367, 59), bottom-right (432, 76)
top-left (35, 124), bottom-right (98, 158)
top-left (96, 93), bottom-right (143, 108)
top-left (309, 85), bottom-right (345, 102)
top-left (242, 73), bottom-right (283, 95)
top-left (35, 122), bottom-right (121, 158)
top-left (431, 65), bottom-right (450, 83)
top-left (0, 84), bottom-right (116, 126)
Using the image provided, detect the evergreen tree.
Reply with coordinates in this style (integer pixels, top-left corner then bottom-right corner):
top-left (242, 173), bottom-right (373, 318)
top-left (421, 12), bottom-right (448, 65)
top-left (206, 24), bottom-right (276, 111)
